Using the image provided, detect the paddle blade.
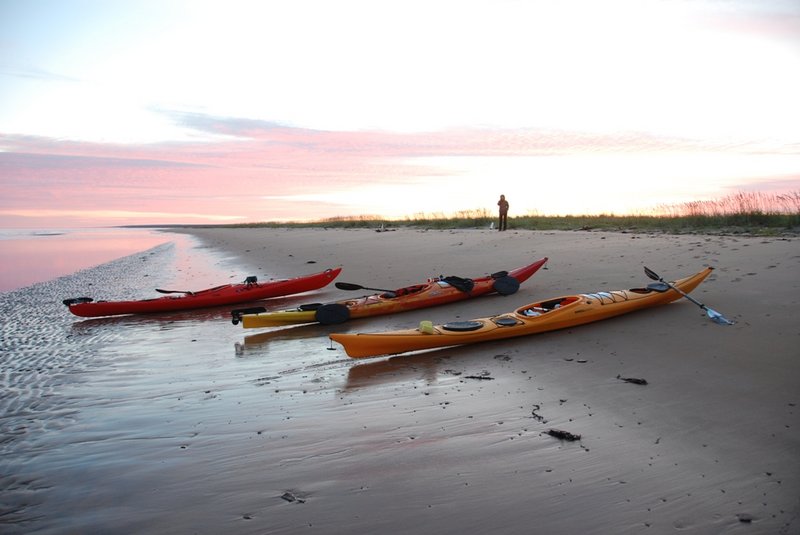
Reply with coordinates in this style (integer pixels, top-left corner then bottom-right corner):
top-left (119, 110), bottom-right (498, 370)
top-left (335, 282), bottom-right (393, 292)
top-left (643, 266), bottom-right (660, 281)
top-left (707, 308), bottom-right (735, 325)
top-left (335, 282), bottom-right (363, 291)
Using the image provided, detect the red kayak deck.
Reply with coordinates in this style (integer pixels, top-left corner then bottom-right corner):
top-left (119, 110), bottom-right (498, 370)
top-left (63, 267), bottom-right (342, 317)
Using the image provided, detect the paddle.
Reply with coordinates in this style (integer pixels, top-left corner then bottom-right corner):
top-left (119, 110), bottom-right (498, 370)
top-left (155, 288), bottom-right (194, 295)
top-left (644, 266), bottom-right (734, 325)
top-left (335, 282), bottom-right (393, 293)
top-left (157, 276), bottom-right (256, 295)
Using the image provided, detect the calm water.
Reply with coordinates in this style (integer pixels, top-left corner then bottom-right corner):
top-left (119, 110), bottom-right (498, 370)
top-left (0, 229), bottom-right (355, 533)
top-left (0, 228), bottom-right (176, 293)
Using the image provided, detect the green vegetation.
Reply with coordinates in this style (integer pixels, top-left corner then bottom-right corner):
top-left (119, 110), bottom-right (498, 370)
top-left (205, 191), bottom-right (800, 236)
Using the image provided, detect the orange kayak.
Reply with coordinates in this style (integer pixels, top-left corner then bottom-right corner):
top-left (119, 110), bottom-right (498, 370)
top-left (63, 267), bottom-right (342, 317)
top-left (235, 258), bottom-right (548, 327)
top-left (330, 267), bottom-right (714, 358)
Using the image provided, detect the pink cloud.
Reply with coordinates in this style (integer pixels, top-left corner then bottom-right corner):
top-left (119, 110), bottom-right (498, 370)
top-left (1, 116), bottom-right (798, 227)
top-left (699, 8), bottom-right (800, 43)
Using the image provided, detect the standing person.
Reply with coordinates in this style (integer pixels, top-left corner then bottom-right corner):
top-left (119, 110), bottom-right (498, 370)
top-left (497, 194), bottom-right (509, 231)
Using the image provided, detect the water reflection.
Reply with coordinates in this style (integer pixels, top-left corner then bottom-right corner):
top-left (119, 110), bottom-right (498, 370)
top-left (68, 306), bottom-right (235, 333)
top-left (0, 228), bottom-right (172, 292)
top-left (238, 323), bottom-right (338, 350)
top-left (343, 351), bottom-right (454, 389)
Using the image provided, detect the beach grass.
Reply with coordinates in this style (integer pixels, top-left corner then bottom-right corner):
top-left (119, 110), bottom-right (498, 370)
top-left (212, 191), bottom-right (800, 236)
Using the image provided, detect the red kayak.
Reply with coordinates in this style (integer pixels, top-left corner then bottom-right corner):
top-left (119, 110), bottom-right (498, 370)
top-left (63, 267), bottom-right (342, 318)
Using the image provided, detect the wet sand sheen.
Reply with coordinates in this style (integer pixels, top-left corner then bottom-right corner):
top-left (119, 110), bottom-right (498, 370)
top-left (1, 228), bottom-right (798, 534)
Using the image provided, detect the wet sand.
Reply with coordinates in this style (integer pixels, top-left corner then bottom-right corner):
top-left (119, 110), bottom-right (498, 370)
top-left (2, 227), bottom-right (798, 534)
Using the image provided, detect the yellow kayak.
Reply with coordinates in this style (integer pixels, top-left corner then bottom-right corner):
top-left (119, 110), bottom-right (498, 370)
top-left (330, 267), bottom-right (715, 358)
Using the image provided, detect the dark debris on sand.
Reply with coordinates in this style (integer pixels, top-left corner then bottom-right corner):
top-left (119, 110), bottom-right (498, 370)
top-left (546, 429), bottom-right (581, 441)
top-left (616, 375), bottom-right (648, 385)
top-left (464, 371), bottom-right (494, 380)
top-left (280, 491), bottom-right (306, 504)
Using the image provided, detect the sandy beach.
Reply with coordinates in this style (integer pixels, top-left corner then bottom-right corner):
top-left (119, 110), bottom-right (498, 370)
top-left (175, 227), bottom-right (799, 533)
top-left (2, 227), bottom-right (798, 534)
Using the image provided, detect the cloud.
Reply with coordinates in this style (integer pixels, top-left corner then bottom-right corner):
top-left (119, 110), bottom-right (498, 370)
top-left (1, 113), bottom-right (799, 227)
top-left (0, 208), bottom-right (243, 221)
top-left (0, 150), bottom-right (204, 170)
top-left (0, 66), bottom-right (82, 83)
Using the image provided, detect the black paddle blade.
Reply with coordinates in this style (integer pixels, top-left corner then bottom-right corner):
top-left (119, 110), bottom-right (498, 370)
top-left (643, 267), bottom-right (660, 281)
top-left (335, 282), bottom-right (392, 293)
top-left (335, 282), bottom-right (364, 291)
top-left (646, 282), bottom-right (670, 293)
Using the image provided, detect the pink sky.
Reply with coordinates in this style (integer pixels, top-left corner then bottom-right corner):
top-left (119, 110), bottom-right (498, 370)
top-left (2, 116), bottom-right (799, 228)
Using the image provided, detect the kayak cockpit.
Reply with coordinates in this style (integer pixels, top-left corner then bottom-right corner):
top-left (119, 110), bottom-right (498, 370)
top-left (380, 275), bottom-right (475, 299)
top-left (380, 284), bottom-right (427, 299)
top-left (517, 296), bottom-right (581, 317)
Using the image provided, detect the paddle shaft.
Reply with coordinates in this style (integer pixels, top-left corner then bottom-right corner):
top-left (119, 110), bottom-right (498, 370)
top-left (335, 282), bottom-right (393, 293)
top-left (657, 279), bottom-right (708, 309)
top-left (645, 266), bottom-right (705, 305)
